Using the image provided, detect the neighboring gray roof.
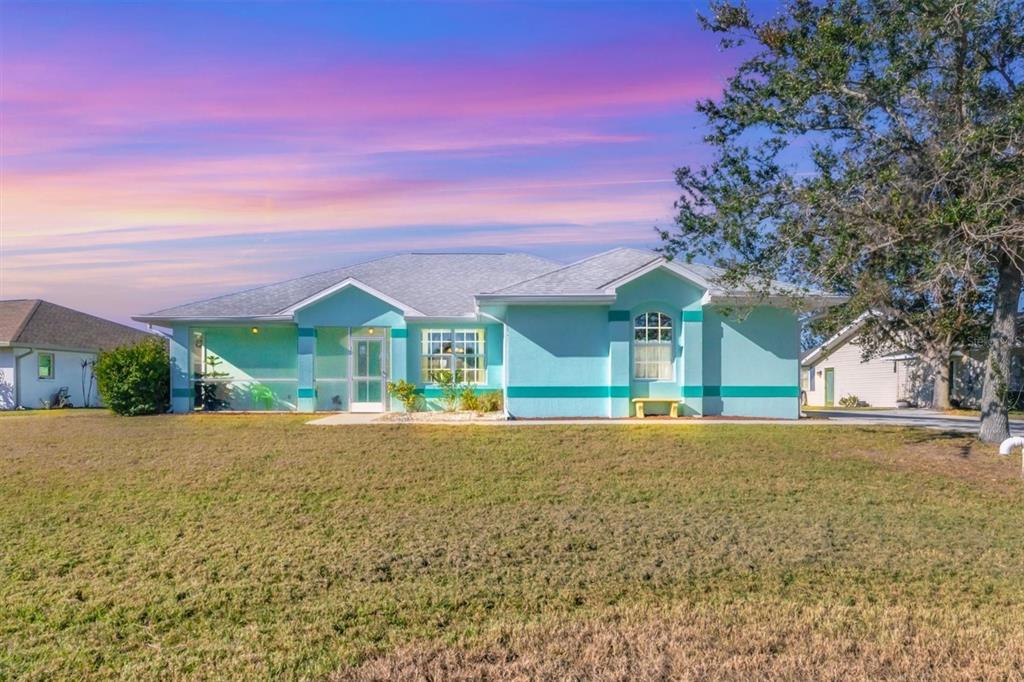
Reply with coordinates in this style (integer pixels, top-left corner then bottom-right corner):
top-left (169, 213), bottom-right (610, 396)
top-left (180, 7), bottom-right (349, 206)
top-left (0, 300), bottom-right (153, 351)
top-left (800, 313), bottom-right (870, 365)
top-left (142, 253), bottom-right (561, 320)
top-left (0, 299), bottom-right (38, 342)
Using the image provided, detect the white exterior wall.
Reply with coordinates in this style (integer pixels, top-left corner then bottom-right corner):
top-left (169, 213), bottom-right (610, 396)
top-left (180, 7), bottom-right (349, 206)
top-left (0, 348), bottom-right (14, 410)
top-left (7, 347), bottom-right (100, 409)
top-left (803, 339), bottom-right (908, 408)
top-left (952, 349), bottom-right (1024, 408)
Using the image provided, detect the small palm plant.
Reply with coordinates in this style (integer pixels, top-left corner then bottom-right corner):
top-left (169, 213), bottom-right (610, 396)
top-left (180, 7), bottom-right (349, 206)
top-left (430, 368), bottom-right (464, 412)
top-left (249, 383), bottom-right (275, 411)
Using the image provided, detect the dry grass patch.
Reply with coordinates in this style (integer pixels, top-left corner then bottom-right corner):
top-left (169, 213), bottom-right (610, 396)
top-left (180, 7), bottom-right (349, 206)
top-left (340, 601), bottom-right (1024, 681)
top-left (2, 413), bottom-right (1023, 679)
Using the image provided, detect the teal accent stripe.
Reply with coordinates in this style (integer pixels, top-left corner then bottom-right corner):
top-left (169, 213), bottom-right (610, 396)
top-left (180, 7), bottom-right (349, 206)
top-left (390, 328), bottom-right (408, 338)
top-left (681, 310), bottom-right (703, 322)
top-left (608, 310), bottom-right (630, 322)
top-left (172, 388), bottom-right (194, 398)
top-left (508, 386), bottom-right (629, 399)
top-left (298, 328), bottom-right (317, 338)
top-left (297, 388), bottom-right (316, 398)
top-left (722, 385), bottom-right (800, 398)
top-left (681, 385), bottom-right (799, 398)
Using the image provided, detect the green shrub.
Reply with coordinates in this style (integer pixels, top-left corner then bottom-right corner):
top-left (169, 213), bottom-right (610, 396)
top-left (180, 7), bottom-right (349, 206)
top-left (249, 383), bottom-right (276, 411)
top-left (94, 338), bottom-right (170, 416)
top-left (386, 379), bottom-right (423, 412)
top-left (838, 394), bottom-right (863, 408)
top-left (478, 390), bottom-right (504, 413)
top-left (430, 369), bottom-right (463, 411)
top-left (459, 387), bottom-right (480, 411)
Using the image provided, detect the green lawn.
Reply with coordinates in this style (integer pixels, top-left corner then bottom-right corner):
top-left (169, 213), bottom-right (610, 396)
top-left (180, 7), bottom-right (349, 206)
top-left (3, 412), bottom-right (1024, 679)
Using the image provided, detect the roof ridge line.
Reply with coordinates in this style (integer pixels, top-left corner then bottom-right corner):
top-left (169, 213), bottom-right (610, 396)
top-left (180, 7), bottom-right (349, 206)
top-left (143, 252), bottom-right (403, 317)
top-left (484, 247), bottom-right (627, 295)
top-left (10, 299), bottom-right (42, 343)
top-left (596, 253), bottom-right (663, 290)
top-left (271, 252), bottom-right (563, 315)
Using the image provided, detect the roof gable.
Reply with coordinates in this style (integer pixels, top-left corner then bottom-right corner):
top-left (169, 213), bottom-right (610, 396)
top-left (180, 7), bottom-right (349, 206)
top-left (478, 248), bottom-right (815, 302)
top-left (483, 248), bottom-right (668, 297)
top-left (281, 278), bottom-right (425, 316)
top-left (602, 259), bottom-right (715, 294)
top-left (611, 264), bottom-right (706, 310)
top-left (801, 314), bottom-right (871, 366)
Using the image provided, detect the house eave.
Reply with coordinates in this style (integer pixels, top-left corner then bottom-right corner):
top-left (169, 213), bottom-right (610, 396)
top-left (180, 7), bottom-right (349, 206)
top-left (279, 277), bottom-right (425, 317)
top-left (0, 341), bottom-right (106, 354)
top-left (705, 291), bottom-right (849, 310)
top-left (132, 315), bottom-right (294, 326)
top-left (404, 314), bottom-right (481, 324)
top-left (474, 294), bottom-right (617, 305)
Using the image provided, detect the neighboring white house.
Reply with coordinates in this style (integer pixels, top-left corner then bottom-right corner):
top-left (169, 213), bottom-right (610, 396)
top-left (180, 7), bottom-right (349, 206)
top-left (801, 316), bottom-right (1023, 408)
top-left (0, 300), bottom-right (153, 410)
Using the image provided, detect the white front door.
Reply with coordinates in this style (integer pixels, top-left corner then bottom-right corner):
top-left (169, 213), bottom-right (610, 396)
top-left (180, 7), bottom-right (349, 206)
top-left (351, 337), bottom-right (386, 412)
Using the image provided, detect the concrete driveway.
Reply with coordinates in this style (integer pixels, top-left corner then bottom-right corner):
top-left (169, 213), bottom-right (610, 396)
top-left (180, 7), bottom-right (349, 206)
top-left (804, 408), bottom-right (1024, 435)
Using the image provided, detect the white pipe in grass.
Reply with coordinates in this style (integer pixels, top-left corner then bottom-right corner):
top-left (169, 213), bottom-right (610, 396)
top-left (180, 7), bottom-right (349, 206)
top-left (999, 437), bottom-right (1024, 456)
top-left (998, 437), bottom-right (1024, 478)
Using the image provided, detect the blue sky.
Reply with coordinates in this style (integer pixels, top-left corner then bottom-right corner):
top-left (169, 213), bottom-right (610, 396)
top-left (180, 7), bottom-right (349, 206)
top-left (0, 1), bottom-right (778, 323)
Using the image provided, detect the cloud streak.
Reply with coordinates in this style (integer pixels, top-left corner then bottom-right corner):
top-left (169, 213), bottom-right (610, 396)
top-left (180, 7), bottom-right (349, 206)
top-left (0, 1), bottom-right (745, 324)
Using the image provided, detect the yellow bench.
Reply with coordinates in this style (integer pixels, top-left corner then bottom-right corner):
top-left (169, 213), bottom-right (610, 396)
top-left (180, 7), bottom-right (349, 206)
top-left (632, 398), bottom-right (679, 418)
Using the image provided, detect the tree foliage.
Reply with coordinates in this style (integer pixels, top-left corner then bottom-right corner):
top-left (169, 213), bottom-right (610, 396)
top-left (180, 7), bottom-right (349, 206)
top-left (94, 338), bottom-right (170, 416)
top-left (664, 0), bottom-right (1023, 433)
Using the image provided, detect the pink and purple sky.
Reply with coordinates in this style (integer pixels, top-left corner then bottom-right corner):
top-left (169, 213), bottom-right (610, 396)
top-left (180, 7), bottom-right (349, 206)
top-left (0, 1), bottom-right (772, 325)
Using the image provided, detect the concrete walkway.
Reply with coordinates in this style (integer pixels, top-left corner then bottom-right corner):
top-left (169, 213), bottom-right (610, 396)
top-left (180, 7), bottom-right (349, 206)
top-left (307, 413), bottom-right (382, 425)
top-left (307, 408), bottom-right (1022, 435)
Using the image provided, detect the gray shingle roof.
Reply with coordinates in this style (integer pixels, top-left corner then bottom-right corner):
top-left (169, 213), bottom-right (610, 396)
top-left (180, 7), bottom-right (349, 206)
top-left (485, 248), bottom-right (664, 295)
top-left (0, 300), bottom-right (153, 351)
top-left (142, 253), bottom-right (561, 320)
top-left (485, 248), bottom-right (825, 299)
top-left (140, 248), bottom-right (839, 322)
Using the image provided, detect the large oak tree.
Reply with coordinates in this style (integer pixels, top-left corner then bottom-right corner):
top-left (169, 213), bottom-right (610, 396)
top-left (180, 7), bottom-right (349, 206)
top-left (663, 0), bottom-right (1023, 440)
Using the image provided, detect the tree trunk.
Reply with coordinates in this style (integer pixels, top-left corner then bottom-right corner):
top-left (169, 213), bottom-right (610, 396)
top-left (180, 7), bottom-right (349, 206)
top-left (931, 355), bottom-right (951, 410)
top-left (922, 342), bottom-right (952, 410)
top-left (979, 251), bottom-right (1023, 443)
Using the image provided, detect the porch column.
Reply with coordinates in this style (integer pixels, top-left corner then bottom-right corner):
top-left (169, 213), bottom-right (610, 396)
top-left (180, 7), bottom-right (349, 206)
top-left (681, 308), bottom-right (704, 416)
top-left (169, 326), bottom-right (192, 413)
top-left (389, 326), bottom-right (407, 412)
top-left (608, 310), bottom-right (631, 418)
top-left (297, 327), bottom-right (316, 413)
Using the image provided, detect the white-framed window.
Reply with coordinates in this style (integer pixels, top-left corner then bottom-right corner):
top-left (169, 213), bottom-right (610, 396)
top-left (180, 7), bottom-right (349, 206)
top-left (421, 329), bottom-right (485, 384)
top-left (191, 330), bottom-right (206, 378)
top-left (38, 352), bottom-right (55, 380)
top-left (634, 312), bottom-right (673, 380)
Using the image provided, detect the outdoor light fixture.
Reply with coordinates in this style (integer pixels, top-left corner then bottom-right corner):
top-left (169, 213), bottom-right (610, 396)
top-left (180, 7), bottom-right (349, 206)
top-left (251, 327), bottom-right (259, 335)
top-left (368, 328), bottom-right (375, 334)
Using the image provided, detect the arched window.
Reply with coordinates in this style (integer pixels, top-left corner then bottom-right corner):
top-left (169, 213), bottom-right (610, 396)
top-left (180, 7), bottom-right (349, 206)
top-left (634, 312), bottom-right (673, 380)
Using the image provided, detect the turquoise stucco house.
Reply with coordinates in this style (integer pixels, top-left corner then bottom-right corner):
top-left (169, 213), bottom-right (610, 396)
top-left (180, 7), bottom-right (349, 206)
top-left (135, 248), bottom-right (843, 418)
